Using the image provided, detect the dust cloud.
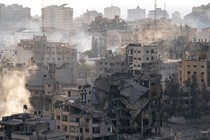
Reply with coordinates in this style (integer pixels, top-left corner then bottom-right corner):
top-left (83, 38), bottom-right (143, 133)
top-left (0, 66), bottom-right (37, 118)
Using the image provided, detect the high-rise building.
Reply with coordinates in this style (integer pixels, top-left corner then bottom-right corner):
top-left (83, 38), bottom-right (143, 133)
top-left (172, 11), bottom-right (182, 25)
top-left (0, 4), bottom-right (31, 29)
top-left (184, 3), bottom-right (210, 29)
top-left (148, 8), bottom-right (169, 19)
top-left (82, 10), bottom-right (102, 25)
top-left (127, 6), bottom-right (145, 21)
top-left (42, 4), bottom-right (73, 30)
top-left (104, 6), bottom-right (120, 19)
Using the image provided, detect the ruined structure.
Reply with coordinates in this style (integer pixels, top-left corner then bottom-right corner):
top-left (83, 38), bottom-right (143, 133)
top-left (92, 73), bottom-right (162, 138)
top-left (17, 35), bottom-right (77, 85)
top-left (0, 113), bottom-right (66, 140)
top-left (54, 103), bottom-right (114, 140)
top-left (95, 50), bottom-right (126, 78)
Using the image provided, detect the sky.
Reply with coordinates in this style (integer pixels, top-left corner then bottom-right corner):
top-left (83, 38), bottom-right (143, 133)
top-left (0, 0), bottom-right (209, 19)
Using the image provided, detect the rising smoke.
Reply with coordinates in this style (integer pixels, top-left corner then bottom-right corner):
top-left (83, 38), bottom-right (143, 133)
top-left (69, 31), bottom-right (92, 53)
top-left (0, 66), bottom-right (37, 118)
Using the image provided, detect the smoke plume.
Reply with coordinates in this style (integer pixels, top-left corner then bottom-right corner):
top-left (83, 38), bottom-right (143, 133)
top-left (0, 66), bottom-right (36, 118)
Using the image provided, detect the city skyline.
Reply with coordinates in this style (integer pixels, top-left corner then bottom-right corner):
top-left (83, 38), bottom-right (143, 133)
top-left (0, 0), bottom-right (209, 19)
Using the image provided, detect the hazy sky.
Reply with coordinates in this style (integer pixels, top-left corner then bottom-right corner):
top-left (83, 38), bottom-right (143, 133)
top-left (0, 0), bottom-right (209, 18)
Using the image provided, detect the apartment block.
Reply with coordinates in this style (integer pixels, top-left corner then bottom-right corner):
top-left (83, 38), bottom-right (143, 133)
top-left (82, 10), bottom-right (102, 25)
top-left (0, 4), bottom-right (31, 29)
top-left (179, 59), bottom-right (210, 87)
top-left (54, 103), bottom-right (114, 140)
top-left (125, 43), bottom-right (159, 75)
top-left (127, 6), bottom-right (145, 21)
top-left (95, 50), bottom-right (126, 78)
top-left (42, 4), bottom-right (73, 30)
top-left (78, 84), bottom-right (92, 105)
top-left (148, 8), bottom-right (169, 20)
top-left (104, 6), bottom-right (120, 19)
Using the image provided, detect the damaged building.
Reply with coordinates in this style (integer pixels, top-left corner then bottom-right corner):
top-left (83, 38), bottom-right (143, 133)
top-left (54, 102), bottom-right (114, 140)
top-left (17, 35), bottom-right (77, 84)
top-left (92, 73), bottom-right (162, 138)
top-left (0, 113), bottom-right (66, 140)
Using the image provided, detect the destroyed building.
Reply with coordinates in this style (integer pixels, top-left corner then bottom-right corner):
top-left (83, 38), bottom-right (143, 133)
top-left (54, 103), bottom-right (114, 140)
top-left (95, 50), bottom-right (126, 78)
top-left (16, 35), bottom-right (77, 85)
top-left (92, 73), bottom-right (162, 138)
top-left (0, 113), bottom-right (66, 140)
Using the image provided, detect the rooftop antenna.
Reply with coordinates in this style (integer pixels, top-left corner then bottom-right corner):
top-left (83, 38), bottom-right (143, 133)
top-left (164, 2), bottom-right (166, 19)
top-left (42, 0), bottom-right (45, 36)
top-left (155, 0), bottom-right (157, 24)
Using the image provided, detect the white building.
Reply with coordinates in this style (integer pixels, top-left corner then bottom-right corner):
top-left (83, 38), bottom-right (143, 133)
top-left (104, 6), bottom-right (120, 19)
top-left (148, 8), bottom-right (169, 20)
top-left (127, 6), bottom-right (145, 21)
top-left (42, 4), bottom-right (73, 30)
top-left (82, 10), bottom-right (102, 25)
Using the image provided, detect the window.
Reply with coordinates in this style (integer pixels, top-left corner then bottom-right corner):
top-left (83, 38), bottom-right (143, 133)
top-left (56, 115), bottom-right (60, 120)
top-left (85, 128), bottom-right (89, 133)
top-left (138, 58), bottom-right (141, 60)
top-left (151, 49), bottom-right (154, 53)
top-left (193, 65), bottom-right (197, 68)
top-left (187, 65), bottom-right (190, 67)
top-left (63, 125), bottom-right (67, 131)
top-left (93, 127), bottom-right (100, 134)
top-left (138, 51), bottom-right (141, 53)
top-left (62, 115), bottom-right (68, 122)
top-left (201, 65), bottom-right (204, 68)
top-left (68, 91), bottom-right (71, 97)
top-left (146, 58), bottom-right (149, 60)
top-left (57, 125), bottom-right (60, 129)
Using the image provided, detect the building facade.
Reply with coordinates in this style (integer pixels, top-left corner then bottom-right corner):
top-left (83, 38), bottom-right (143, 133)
top-left (0, 4), bottom-right (31, 29)
top-left (125, 43), bottom-right (159, 75)
top-left (148, 8), bottom-right (169, 20)
top-left (82, 10), bottom-right (102, 25)
top-left (54, 103), bottom-right (114, 140)
top-left (17, 35), bottom-right (77, 84)
top-left (104, 6), bottom-right (120, 19)
top-left (42, 4), bottom-right (73, 30)
top-left (127, 6), bottom-right (145, 21)
top-left (179, 59), bottom-right (210, 87)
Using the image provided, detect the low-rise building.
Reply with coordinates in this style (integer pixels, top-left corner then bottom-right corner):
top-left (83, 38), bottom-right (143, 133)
top-left (179, 59), bottom-right (210, 87)
top-left (0, 113), bottom-right (66, 140)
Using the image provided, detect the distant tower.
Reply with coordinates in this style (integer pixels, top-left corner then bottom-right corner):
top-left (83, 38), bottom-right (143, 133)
top-left (164, 2), bottom-right (166, 19)
top-left (42, 0), bottom-right (45, 35)
top-left (155, 0), bottom-right (157, 24)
